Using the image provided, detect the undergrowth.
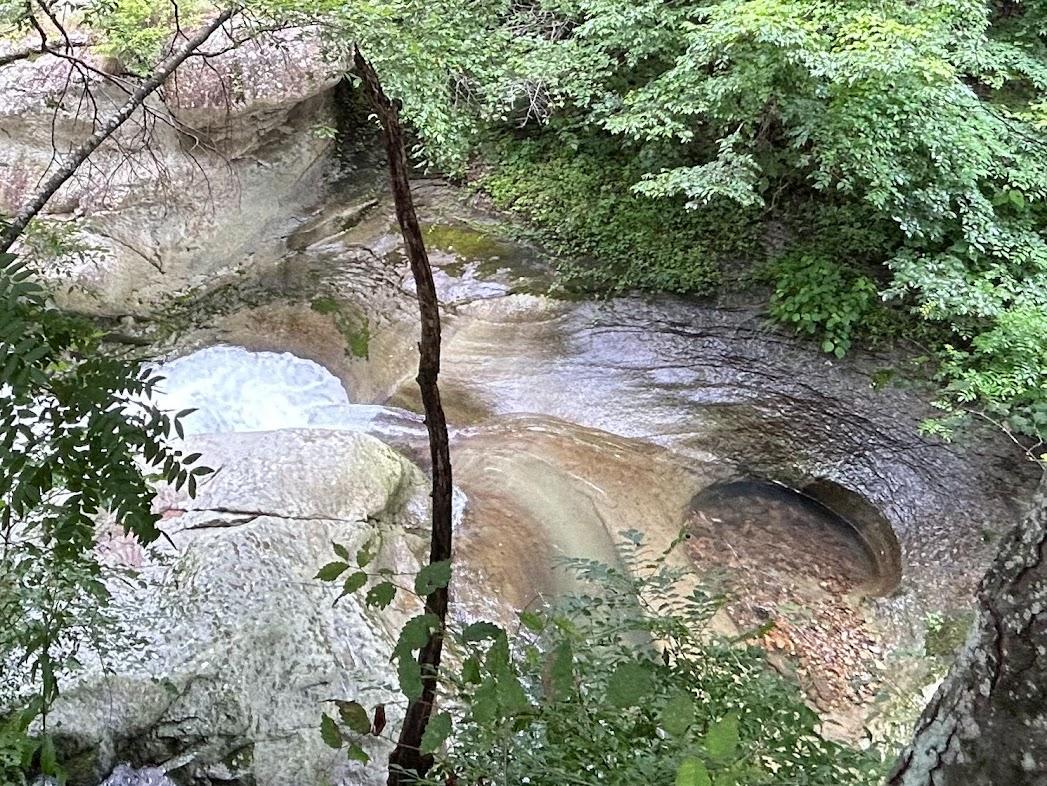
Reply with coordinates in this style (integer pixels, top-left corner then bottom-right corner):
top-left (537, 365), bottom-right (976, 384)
top-left (480, 135), bottom-right (762, 296)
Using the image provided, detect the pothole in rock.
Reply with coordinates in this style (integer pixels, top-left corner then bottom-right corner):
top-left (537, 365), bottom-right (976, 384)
top-left (687, 478), bottom-right (901, 714)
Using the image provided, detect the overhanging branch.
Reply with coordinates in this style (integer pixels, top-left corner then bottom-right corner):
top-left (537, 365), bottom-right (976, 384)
top-left (0, 7), bottom-right (238, 255)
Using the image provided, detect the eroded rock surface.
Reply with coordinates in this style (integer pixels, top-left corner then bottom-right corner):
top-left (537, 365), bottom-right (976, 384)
top-left (154, 180), bottom-right (1040, 743)
top-left (178, 179), bottom-right (1038, 617)
top-left (0, 25), bottom-right (338, 315)
top-left (51, 430), bottom-right (430, 786)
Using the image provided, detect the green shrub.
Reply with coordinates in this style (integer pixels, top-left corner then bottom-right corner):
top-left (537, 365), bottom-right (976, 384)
top-left (83, 0), bottom-right (201, 72)
top-left (932, 306), bottom-right (1047, 444)
top-left (768, 254), bottom-right (880, 357)
top-left (428, 536), bottom-right (885, 785)
top-left (319, 532), bottom-right (885, 785)
top-left (481, 136), bottom-right (763, 295)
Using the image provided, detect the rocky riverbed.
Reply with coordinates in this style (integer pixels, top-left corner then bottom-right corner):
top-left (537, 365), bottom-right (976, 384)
top-left (3, 35), bottom-right (1041, 785)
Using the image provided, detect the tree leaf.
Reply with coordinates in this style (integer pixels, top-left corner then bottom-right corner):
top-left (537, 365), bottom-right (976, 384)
top-left (675, 757), bottom-right (711, 786)
top-left (495, 668), bottom-right (530, 716)
top-left (320, 712), bottom-right (343, 749)
top-left (339, 571), bottom-right (368, 598)
top-left (316, 561), bottom-right (349, 582)
top-left (357, 539), bottom-right (376, 568)
top-left (39, 734), bottom-right (57, 775)
top-left (704, 712), bottom-right (739, 762)
top-left (462, 655), bottom-right (482, 684)
top-left (347, 742), bottom-right (370, 764)
top-left (606, 661), bottom-right (653, 708)
top-left (395, 613), bottom-right (441, 658)
top-left (366, 581), bottom-right (396, 609)
top-left (519, 610), bottom-right (545, 632)
top-left (336, 700), bottom-right (372, 735)
top-left (547, 641), bottom-right (574, 700)
top-left (471, 676), bottom-right (498, 724)
top-left (414, 559), bottom-right (452, 595)
top-left (661, 690), bottom-right (696, 736)
top-left (420, 711), bottom-right (452, 753)
top-left (398, 657), bottom-right (423, 700)
top-left (462, 621), bottom-right (502, 642)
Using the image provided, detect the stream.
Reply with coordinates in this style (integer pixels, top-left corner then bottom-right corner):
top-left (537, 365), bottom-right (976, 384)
top-left (146, 177), bottom-right (1038, 737)
top-left (7, 38), bottom-right (1040, 785)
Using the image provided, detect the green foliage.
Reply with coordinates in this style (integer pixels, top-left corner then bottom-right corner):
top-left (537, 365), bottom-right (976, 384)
top-left (320, 712), bottom-right (343, 749)
top-left (419, 711), bottom-right (452, 754)
top-left (249, 0), bottom-right (509, 171)
top-left (0, 706), bottom-right (37, 786)
top-left (336, 700), bottom-right (372, 735)
top-left (0, 251), bottom-right (206, 782)
top-left (414, 559), bottom-right (452, 596)
top-left (928, 305), bottom-right (1047, 443)
top-left (319, 534), bottom-right (883, 785)
top-left (82, 0), bottom-right (201, 72)
top-left (768, 254), bottom-right (880, 357)
top-left (483, 135), bottom-right (761, 295)
top-left (366, 581), bottom-right (397, 609)
top-left (675, 757), bottom-right (712, 786)
top-left (632, 133), bottom-right (764, 210)
top-left (315, 561), bottom-right (350, 582)
top-left (425, 537), bottom-right (883, 786)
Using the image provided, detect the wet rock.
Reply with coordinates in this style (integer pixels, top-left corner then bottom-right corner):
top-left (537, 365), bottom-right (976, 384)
top-left (99, 764), bottom-right (175, 786)
top-left (151, 178), bottom-right (1041, 737)
top-left (171, 178), bottom-right (1038, 623)
top-left (428, 292), bottom-right (1040, 612)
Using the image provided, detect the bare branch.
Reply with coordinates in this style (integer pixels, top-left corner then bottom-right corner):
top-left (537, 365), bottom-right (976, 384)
top-left (353, 46), bottom-right (454, 786)
top-left (32, 0), bottom-right (73, 53)
top-left (0, 7), bottom-right (238, 254)
top-left (0, 35), bottom-right (89, 67)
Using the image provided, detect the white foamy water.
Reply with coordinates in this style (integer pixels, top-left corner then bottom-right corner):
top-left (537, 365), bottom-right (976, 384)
top-left (148, 343), bottom-right (459, 516)
top-left (150, 345), bottom-right (419, 439)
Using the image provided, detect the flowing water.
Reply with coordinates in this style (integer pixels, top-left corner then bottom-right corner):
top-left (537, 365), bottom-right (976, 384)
top-left (151, 181), bottom-right (1037, 731)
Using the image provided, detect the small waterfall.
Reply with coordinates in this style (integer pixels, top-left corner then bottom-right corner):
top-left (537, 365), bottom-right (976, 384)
top-left (150, 346), bottom-right (425, 449)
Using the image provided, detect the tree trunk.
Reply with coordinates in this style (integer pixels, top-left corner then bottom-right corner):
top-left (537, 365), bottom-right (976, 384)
top-left (351, 48), bottom-right (454, 786)
top-left (890, 474), bottom-right (1047, 786)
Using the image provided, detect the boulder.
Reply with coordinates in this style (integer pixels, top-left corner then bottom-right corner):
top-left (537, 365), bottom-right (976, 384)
top-left (50, 430), bottom-right (431, 786)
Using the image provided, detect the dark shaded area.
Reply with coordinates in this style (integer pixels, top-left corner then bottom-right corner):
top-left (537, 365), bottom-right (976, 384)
top-left (690, 478), bottom-right (899, 596)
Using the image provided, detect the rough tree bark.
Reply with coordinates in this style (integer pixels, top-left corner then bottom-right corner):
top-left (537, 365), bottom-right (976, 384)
top-left (0, 8), bottom-right (236, 254)
top-left (890, 474), bottom-right (1047, 786)
top-left (351, 48), bottom-right (455, 786)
